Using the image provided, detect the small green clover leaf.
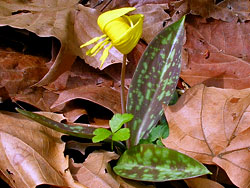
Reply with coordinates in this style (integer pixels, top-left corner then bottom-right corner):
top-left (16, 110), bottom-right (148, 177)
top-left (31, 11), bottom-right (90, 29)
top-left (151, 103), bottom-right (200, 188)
top-left (92, 128), bottom-right (112, 143)
top-left (110, 113), bottom-right (134, 133)
top-left (92, 113), bottom-right (133, 149)
top-left (112, 128), bottom-right (130, 141)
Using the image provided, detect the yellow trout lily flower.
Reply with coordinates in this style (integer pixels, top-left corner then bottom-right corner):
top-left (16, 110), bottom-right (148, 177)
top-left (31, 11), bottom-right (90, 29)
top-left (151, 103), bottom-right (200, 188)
top-left (80, 7), bottom-right (144, 68)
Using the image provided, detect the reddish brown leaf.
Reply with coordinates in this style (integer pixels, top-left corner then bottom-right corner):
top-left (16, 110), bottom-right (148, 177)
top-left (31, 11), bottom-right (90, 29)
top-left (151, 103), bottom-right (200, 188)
top-left (89, 0), bottom-right (130, 11)
top-left (188, 0), bottom-right (250, 22)
top-left (181, 16), bottom-right (250, 89)
top-left (0, 1), bottom-right (124, 86)
top-left (162, 84), bottom-right (250, 188)
top-left (133, 3), bottom-right (170, 43)
top-left (13, 87), bottom-right (58, 112)
top-left (51, 85), bottom-right (121, 114)
top-left (128, 0), bottom-right (171, 7)
top-left (0, 49), bottom-right (48, 97)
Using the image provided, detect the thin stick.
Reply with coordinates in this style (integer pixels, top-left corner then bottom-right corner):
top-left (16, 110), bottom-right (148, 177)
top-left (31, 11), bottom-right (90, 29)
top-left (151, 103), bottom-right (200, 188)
top-left (121, 55), bottom-right (127, 115)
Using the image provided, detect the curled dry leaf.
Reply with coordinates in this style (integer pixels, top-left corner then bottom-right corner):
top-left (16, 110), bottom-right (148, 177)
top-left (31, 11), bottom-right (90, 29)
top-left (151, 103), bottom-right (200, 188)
top-left (13, 87), bottom-right (59, 112)
top-left (0, 111), bottom-right (85, 188)
top-left (185, 177), bottom-right (224, 188)
top-left (162, 84), bottom-right (250, 188)
top-left (51, 85), bottom-right (121, 114)
top-left (0, 49), bottom-right (48, 97)
top-left (69, 151), bottom-right (120, 188)
top-left (188, 0), bottom-right (250, 22)
top-left (181, 16), bottom-right (250, 89)
top-left (75, 5), bottom-right (123, 69)
top-left (0, 1), bottom-right (123, 86)
top-left (0, 0), bottom-right (80, 85)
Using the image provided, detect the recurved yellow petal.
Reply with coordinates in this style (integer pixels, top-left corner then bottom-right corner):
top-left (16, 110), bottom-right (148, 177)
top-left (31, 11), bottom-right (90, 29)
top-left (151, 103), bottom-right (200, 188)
top-left (113, 14), bottom-right (144, 54)
top-left (97, 7), bottom-right (136, 32)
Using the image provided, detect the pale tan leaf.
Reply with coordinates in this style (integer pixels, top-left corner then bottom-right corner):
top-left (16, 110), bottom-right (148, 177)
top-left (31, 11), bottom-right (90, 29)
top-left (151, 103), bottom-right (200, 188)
top-left (75, 5), bottom-right (123, 70)
top-left (70, 151), bottom-right (120, 188)
top-left (0, 111), bottom-right (85, 188)
top-left (162, 84), bottom-right (250, 188)
top-left (185, 177), bottom-right (224, 188)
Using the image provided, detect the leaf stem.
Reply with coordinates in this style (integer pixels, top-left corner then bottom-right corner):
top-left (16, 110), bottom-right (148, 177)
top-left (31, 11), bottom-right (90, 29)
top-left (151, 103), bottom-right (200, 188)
top-left (121, 54), bottom-right (127, 117)
top-left (121, 54), bottom-right (131, 148)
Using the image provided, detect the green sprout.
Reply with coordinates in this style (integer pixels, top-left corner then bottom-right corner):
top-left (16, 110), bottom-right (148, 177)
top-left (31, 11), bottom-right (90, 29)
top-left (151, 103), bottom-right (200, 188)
top-left (92, 113), bottom-right (133, 150)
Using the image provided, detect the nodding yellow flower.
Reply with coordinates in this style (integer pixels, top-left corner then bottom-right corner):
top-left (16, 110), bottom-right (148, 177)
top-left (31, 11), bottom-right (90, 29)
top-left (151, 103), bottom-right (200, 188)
top-left (80, 7), bottom-right (144, 68)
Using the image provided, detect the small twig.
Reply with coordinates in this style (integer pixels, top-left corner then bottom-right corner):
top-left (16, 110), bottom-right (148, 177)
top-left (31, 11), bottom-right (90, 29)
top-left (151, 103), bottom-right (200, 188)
top-left (100, 0), bottom-right (112, 12)
top-left (93, 0), bottom-right (104, 8)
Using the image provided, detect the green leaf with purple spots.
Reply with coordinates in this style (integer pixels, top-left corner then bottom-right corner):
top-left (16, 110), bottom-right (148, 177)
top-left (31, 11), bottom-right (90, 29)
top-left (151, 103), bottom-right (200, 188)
top-left (15, 108), bottom-right (126, 150)
top-left (127, 16), bottom-right (186, 146)
top-left (15, 108), bottom-right (95, 139)
top-left (113, 144), bottom-right (211, 181)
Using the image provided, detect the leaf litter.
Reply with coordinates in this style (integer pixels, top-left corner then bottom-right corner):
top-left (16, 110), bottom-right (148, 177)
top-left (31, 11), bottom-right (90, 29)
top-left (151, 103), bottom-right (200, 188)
top-left (0, 0), bottom-right (249, 187)
top-left (162, 84), bottom-right (250, 188)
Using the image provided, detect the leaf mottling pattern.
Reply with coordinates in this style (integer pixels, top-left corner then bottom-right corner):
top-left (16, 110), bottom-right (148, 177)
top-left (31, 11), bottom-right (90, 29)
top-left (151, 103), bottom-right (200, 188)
top-left (162, 84), bottom-right (250, 188)
top-left (127, 16), bottom-right (185, 146)
top-left (114, 144), bottom-right (210, 181)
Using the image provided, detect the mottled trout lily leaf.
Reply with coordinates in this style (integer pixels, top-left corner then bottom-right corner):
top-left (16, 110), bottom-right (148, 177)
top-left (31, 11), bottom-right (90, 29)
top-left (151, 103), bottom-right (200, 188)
top-left (15, 108), bottom-right (126, 150)
top-left (127, 16), bottom-right (185, 146)
top-left (113, 144), bottom-right (211, 181)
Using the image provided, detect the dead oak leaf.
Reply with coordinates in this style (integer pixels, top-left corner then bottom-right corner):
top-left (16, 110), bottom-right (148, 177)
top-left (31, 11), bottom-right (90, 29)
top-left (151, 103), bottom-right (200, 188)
top-left (188, 0), bottom-right (250, 22)
top-left (0, 111), bottom-right (85, 188)
top-left (0, 1), bottom-right (122, 86)
top-left (0, 49), bottom-right (48, 97)
top-left (162, 84), bottom-right (250, 188)
top-left (181, 16), bottom-right (250, 89)
top-left (51, 85), bottom-right (121, 114)
top-left (69, 151), bottom-right (120, 188)
top-left (185, 177), bottom-right (224, 188)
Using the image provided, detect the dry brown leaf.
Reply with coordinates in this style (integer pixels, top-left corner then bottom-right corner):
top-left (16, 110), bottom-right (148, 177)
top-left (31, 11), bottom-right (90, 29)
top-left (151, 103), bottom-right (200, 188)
top-left (51, 85), bottom-right (121, 114)
top-left (89, 0), bottom-right (130, 11)
top-left (66, 141), bottom-right (101, 156)
top-left (185, 177), bottom-right (224, 188)
top-left (0, 1), bottom-right (123, 86)
top-left (188, 0), bottom-right (250, 22)
top-left (13, 87), bottom-right (59, 112)
top-left (74, 5), bottom-right (123, 69)
top-left (133, 3), bottom-right (170, 43)
top-left (0, 0), bottom-right (80, 85)
top-left (0, 111), bottom-right (85, 188)
top-left (69, 151), bottom-right (120, 188)
top-left (0, 49), bottom-right (48, 97)
top-left (116, 176), bottom-right (155, 188)
top-left (47, 58), bottom-right (117, 92)
top-left (162, 84), bottom-right (250, 188)
top-left (181, 16), bottom-right (250, 89)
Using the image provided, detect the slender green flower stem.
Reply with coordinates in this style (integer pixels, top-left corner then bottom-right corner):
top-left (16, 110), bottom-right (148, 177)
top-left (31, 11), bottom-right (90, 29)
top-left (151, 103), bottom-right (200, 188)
top-left (121, 54), bottom-right (131, 148)
top-left (121, 54), bottom-right (127, 117)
